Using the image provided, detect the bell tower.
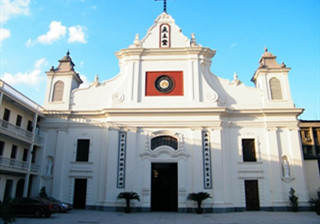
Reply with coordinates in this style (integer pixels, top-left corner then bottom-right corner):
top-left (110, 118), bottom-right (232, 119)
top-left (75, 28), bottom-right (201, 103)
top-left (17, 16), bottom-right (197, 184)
top-left (43, 51), bottom-right (83, 110)
top-left (251, 48), bottom-right (294, 108)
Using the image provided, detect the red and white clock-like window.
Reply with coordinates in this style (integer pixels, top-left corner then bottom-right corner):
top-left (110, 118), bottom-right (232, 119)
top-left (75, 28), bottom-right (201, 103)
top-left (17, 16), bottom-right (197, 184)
top-left (145, 71), bottom-right (183, 96)
top-left (160, 24), bottom-right (170, 48)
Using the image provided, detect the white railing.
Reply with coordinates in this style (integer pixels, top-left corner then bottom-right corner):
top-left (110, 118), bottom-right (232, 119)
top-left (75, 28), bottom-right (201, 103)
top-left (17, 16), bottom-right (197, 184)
top-left (0, 119), bottom-right (42, 145)
top-left (0, 156), bottom-right (39, 174)
top-left (0, 80), bottom-right (44, 113)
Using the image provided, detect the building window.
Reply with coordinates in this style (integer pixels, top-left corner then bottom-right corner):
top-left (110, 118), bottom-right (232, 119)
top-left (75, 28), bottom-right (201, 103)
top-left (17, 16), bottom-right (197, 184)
top-left (52, 81), bottom-right (64, 102)
top-left (0, 141), bottom-right (4, 156)
top-left (242, 139), bottom-right (256, 162)
top-left (151, 136), bottom-right (178, 150)
top-left (270, 78), bottom-right (283, 100)
top-left (22, 148), bottom-right (28, 162)
top-left (16, 115), bottom-right (22, 127)
top-left (11, 145), bottom-right (17, 159)
top-left (301, 129), bottom-right (313, 145)
top-left (3, 108), bottom-right (10, 121)
top-left (76, 139), bottom-right (90, 162)
top-left (27, 120), bottom-right (33, 132)
top-left (31, 147), bottom-right (37, 163)
top-left (313, 129), bottom-right (320, 145)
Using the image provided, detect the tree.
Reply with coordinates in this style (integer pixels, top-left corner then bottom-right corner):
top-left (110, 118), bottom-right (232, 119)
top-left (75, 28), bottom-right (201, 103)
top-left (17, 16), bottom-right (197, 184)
top-left (117, 192), bottom-right (140, 213)
top-left (187, 192), bottom-right (211, 214)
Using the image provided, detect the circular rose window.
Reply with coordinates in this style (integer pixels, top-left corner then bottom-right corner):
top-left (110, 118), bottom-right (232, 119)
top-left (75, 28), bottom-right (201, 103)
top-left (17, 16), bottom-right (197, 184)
top-left (155, 75), bottom-right (174, 93)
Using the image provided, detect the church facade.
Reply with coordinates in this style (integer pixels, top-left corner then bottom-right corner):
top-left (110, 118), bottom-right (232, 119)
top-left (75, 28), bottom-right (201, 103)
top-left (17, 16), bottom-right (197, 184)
top-left (36, 13), bottom-right (309, 211)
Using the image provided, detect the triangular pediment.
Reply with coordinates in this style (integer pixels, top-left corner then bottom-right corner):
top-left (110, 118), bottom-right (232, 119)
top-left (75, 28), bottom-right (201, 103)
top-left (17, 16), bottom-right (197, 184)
top-left (139, 13), bottom-right (191, 48)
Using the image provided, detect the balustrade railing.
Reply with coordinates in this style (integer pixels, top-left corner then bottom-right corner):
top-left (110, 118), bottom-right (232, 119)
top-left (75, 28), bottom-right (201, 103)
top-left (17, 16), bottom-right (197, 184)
top-left (0, 119), bottom-right (42, 145)
top-left (0, 156), bottom-right (39, 174)
top-left (0, 80), bottom-right (44, 113)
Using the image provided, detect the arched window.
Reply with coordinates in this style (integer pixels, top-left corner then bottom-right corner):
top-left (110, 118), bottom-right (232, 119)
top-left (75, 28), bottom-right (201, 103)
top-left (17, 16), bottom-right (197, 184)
top-left (52, 81), bottom-right (64, 102)
top-left (151, 135), bottom-right (178, 150)
top-left (269, 78), bottom-right (283, 100)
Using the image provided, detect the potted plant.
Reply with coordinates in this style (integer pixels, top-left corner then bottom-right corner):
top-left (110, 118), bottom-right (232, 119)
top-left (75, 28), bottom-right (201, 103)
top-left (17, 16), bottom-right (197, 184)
top-left (187, 192), bottom-right (211, 214)
top-left (289, 188), bottom-right (299, 212)
top-left (117, 192), bottom-right (140, 213)
top-left (309, 190), bottom-right (320, 215)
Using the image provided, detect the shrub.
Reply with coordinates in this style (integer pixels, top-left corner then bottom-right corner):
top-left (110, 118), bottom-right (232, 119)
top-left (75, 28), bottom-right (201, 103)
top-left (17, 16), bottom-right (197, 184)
top-left (309, 190), bottom-right (320, 215)
top-left (289, 188), bottom-right (298, 212)
top-left (117, 192), bottom-right (140, 213)
top-left (0, 197), bottom-right (15, 224)
top-left (187, 192), bottom-right (211, 214)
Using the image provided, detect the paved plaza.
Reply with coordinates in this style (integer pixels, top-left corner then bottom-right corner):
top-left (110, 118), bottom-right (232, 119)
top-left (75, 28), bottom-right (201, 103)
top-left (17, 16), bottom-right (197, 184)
top-left (10, 209), bottom-right (320, 224)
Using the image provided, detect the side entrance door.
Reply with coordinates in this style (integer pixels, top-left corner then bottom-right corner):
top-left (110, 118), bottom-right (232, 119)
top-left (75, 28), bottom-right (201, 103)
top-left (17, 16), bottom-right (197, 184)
top-left (73, 179), bottom-right (87, 209)
top-left (245, 180), bottom-right (260, 211)
top-left (151, 163), bottom-right (178, 211)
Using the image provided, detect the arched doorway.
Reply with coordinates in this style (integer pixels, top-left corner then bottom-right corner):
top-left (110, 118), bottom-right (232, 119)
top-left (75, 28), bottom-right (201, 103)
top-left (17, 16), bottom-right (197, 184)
top-left (15, 179), bottom-right (25, 198)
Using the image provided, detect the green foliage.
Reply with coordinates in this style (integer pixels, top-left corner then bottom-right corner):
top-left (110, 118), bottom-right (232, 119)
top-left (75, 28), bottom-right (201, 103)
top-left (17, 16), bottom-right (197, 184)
top-left (117, 192), bottom-right (140, 213)
top-left (0, 197), bottom-right (16, 224)
top-left (117, 192), bottom-right (140, 201)
top-left (309, 190), bottom-right (320, 215)
top-left (187, 192), bottom-right (211, 204)
top-left (39, 186), bottom-right (48, 198)
top-left (289, 188), bottom-right (299, 212)
top-left (187, 192), bottom-right (211, 214)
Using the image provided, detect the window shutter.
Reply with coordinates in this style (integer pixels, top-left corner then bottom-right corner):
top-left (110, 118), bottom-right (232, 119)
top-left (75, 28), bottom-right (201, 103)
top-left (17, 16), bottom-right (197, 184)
top-left (52, 81), bottom-right (64, 102)
top-left (270, 78), bottom-right (283, 100)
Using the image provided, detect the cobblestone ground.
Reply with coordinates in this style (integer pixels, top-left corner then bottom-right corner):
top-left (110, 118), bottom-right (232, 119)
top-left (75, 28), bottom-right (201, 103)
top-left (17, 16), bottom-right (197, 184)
top-left (8, 209), bottom-right (320, 224)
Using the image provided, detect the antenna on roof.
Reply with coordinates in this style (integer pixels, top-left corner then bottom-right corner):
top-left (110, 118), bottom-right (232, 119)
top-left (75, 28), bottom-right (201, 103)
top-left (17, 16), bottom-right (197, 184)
top-left (155, 0), bottom-right (172, 13)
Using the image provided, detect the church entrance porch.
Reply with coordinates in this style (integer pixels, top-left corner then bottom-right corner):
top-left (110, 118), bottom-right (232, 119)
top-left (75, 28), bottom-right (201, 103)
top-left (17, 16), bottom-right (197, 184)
top-left (151, 163), bottom-right (178, 211)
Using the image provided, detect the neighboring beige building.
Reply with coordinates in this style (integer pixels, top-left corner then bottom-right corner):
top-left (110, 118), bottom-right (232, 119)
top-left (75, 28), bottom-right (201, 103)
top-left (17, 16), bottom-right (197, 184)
top-left (299, 120), bottom-right (320, 198)
top-left (0, 80), bottom-right (44, 201)
top-left (0, 12), bottom-right (318, 213)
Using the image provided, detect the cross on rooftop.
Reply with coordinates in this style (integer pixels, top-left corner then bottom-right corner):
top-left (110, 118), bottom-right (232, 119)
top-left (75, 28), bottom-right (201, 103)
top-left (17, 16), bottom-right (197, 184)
top-left (155, 0), bottom-right (171, 13)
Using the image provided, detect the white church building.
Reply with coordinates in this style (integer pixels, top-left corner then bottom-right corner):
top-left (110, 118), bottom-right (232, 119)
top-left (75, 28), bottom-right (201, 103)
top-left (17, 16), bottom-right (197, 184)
top-left (1, 12), bottom-right (312, 212)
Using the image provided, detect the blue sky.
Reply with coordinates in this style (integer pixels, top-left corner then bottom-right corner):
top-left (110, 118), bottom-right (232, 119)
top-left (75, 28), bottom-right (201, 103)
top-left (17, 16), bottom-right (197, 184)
top-left (0, 0), bottom-right (319, 120)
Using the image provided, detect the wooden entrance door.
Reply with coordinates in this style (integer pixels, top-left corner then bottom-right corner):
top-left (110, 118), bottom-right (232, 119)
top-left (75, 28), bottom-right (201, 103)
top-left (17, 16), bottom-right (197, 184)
top-left (151, 163), bottom-right (178, 211)
top-left (245, 180), bottom-right (260, 210)
top-left (73, 179), bottom-right (87, 209)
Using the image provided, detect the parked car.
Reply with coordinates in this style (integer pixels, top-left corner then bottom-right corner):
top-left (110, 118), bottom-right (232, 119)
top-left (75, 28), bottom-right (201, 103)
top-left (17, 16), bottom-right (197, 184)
top-left (45, 197), bottom-right (72, 213)
top-left (11, 197), bottom-right (59, 218)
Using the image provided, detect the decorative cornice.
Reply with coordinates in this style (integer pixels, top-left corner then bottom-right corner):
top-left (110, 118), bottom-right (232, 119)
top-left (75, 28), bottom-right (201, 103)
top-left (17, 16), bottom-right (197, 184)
top-left (139, 148), bottom-right (190, 160)
top-left (116, 47), bottom-right (215, 59)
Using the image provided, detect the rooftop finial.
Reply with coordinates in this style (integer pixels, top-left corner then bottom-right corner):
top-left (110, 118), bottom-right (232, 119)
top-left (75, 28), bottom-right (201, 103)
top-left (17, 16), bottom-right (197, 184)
top-left (155, 0), bottom-right (168, 13)
top-left (264, 47), bottom-right (268, 52)
top-left (67, 50), bottom-right (70, 56)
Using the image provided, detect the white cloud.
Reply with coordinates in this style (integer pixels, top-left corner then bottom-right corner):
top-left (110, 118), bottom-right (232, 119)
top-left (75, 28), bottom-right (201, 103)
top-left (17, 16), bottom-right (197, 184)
top-left (0, 28), bottom-right (10, 41)
top-left (0, 0), bottom-right (30, 42)
top-left (79, 75), bottom-right (90, 88)
top-left (27, 22), bottom-right (87, 46)
top-left (37, 21), bottom-right (67, 45)
top-left (25, 37), bottom-right (34, 47)
top-left (68, 25), bottom-right (87, 43)
top-left (0, 0), bottom-right (30, 23)
top-left (229, 43), bottom-right (238, 50)
top-left (1, 58), bottom-right (48, 86)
